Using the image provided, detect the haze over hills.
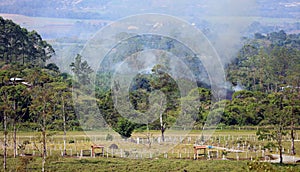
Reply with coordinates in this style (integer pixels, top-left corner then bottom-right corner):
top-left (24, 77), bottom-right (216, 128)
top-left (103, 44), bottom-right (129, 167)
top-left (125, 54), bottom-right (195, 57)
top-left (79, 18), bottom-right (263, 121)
top-left (0, 0), bottom-right (299, 20)
top-left (1, 0), bottom-right (299, 42)
top-left (0, 0), bottom-right (299, 72)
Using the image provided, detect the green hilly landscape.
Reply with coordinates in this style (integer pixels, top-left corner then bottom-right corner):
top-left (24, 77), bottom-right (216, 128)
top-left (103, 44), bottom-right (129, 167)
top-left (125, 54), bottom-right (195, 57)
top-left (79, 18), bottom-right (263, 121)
top-left (0, 0), bottom-right (300, 171)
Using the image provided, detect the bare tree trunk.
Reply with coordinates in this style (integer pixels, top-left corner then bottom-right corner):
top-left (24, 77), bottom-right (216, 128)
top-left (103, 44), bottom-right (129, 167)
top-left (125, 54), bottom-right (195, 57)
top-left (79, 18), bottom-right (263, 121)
top-left (291, 119), bottom-right (296, 155)
top-left (158, 96), bottom-right (166, 142)
top-left (13, 122), bottom-right (17, 158)
top-left (278, 131), bottom-right (283, 164)
top-left (13, 101), bottom-right (17, 158)
top-left (63, 97), bottom-right (67, 156)
top-left (160, 112), bottom-right (165, 142)
top-left (279, 145), bottom-right (283, 164)
top-left (3, 111), bottom-right (7, 170)
top-left (146, 123), bottom-right (151, 148)
top-left (42, 113), bottom-right (47, 172)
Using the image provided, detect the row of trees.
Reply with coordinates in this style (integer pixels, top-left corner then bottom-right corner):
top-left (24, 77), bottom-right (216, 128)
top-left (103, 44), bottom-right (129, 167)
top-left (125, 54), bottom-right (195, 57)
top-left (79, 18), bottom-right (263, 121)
top-left (0, 58), bottom-right (78, 172)
top-left (0, 17), bottom-right (80, 171)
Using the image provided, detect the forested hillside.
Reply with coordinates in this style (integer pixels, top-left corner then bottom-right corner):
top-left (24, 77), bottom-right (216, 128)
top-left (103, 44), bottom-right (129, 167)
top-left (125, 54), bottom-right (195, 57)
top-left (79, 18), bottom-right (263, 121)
top-left (0, 18), bottom-right (299, 138)
top-left (227, 30), bottom-right (300, 93)
top-left (222, 30), bottom-right (300, 126)
top-left (0, 16), bottom-right (79, 132)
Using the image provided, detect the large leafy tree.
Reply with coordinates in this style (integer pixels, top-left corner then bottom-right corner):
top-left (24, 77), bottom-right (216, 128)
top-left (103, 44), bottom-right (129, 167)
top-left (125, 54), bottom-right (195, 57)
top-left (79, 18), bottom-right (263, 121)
top-left (257, 92), bottom-right (290, 164)
top-left (150, 64), bottom-right (180, 141)
top-left (281, 88), bottom-right (300, 155)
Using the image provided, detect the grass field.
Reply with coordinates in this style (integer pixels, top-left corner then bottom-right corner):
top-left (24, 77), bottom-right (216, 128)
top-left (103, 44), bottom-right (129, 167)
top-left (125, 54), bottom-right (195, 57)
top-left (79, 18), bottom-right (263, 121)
top-left (1, 129), bottom-right (300, 171)
top-left (1, 155), bottom-right (300, 172)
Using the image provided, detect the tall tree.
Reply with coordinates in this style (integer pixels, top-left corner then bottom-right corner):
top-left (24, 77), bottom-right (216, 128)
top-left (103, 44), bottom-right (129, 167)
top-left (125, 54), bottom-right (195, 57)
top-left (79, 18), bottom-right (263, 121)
top-left (70, 54), bottom-right (93, 85)
top-left (52, 82), bottom-right (73, 156)
top-left (150, 65), bottom-right (180, 141)
top-left (282, 87), bottom-right (300, 155)
top-left (257, 92), bottom-right (289, 164)
top-left (9, 84), bottom-right (29, 158)
top-left (0, 86), bottom-right (13, 170)
top-left (30, 83), bottom-right (55, 172)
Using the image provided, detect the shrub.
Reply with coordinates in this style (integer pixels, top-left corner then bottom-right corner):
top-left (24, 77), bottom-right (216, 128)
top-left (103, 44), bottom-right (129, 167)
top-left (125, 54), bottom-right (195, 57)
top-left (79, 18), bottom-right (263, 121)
top-left (106, 133), bottom-right (113, 141)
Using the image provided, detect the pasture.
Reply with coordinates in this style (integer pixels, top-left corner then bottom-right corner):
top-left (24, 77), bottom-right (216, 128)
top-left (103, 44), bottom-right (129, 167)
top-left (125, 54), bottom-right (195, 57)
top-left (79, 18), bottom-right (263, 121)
top-left (1, 129), bottom-right (300, 171)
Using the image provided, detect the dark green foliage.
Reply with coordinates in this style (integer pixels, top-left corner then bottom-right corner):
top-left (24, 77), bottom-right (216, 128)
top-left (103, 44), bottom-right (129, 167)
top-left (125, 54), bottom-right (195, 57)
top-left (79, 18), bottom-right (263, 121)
top-left (70, 54), bottom-right (93, 85)
top-left (0, 16), bottom-right (54, 67)
top-left (114, 118), bottom-right (135, 138)
top-left (0, 18), bottom-right (79, 132)
top-left (45, 63), bottom-right (60, 72)
top-left (227, 30), bottom-right (300, 93)
top-left (68, 140), bottom-right (75, 144)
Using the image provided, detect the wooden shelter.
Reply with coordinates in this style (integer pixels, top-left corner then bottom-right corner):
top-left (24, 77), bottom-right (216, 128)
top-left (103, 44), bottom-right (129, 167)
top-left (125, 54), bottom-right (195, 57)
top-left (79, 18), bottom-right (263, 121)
top-left (91, 145), bottom-right (104, 157)
top-left (194, 145), bottom-right (219, 159)
top-left (193, 145), bottom-right (207, 159)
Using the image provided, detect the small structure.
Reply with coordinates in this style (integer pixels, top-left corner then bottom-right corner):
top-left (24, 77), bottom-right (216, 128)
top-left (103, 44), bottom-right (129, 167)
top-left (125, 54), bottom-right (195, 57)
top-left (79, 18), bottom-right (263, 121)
top-left (194, 145), bottom-right (219, 159)
top-left (194, 145), bottom-right (207, 159)
top-left (9, 77), bottom-right (31, 87)
top-left (207, 149), bottom-right (218, 159)
top-left (91, 145), bottom-right (104, 157)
